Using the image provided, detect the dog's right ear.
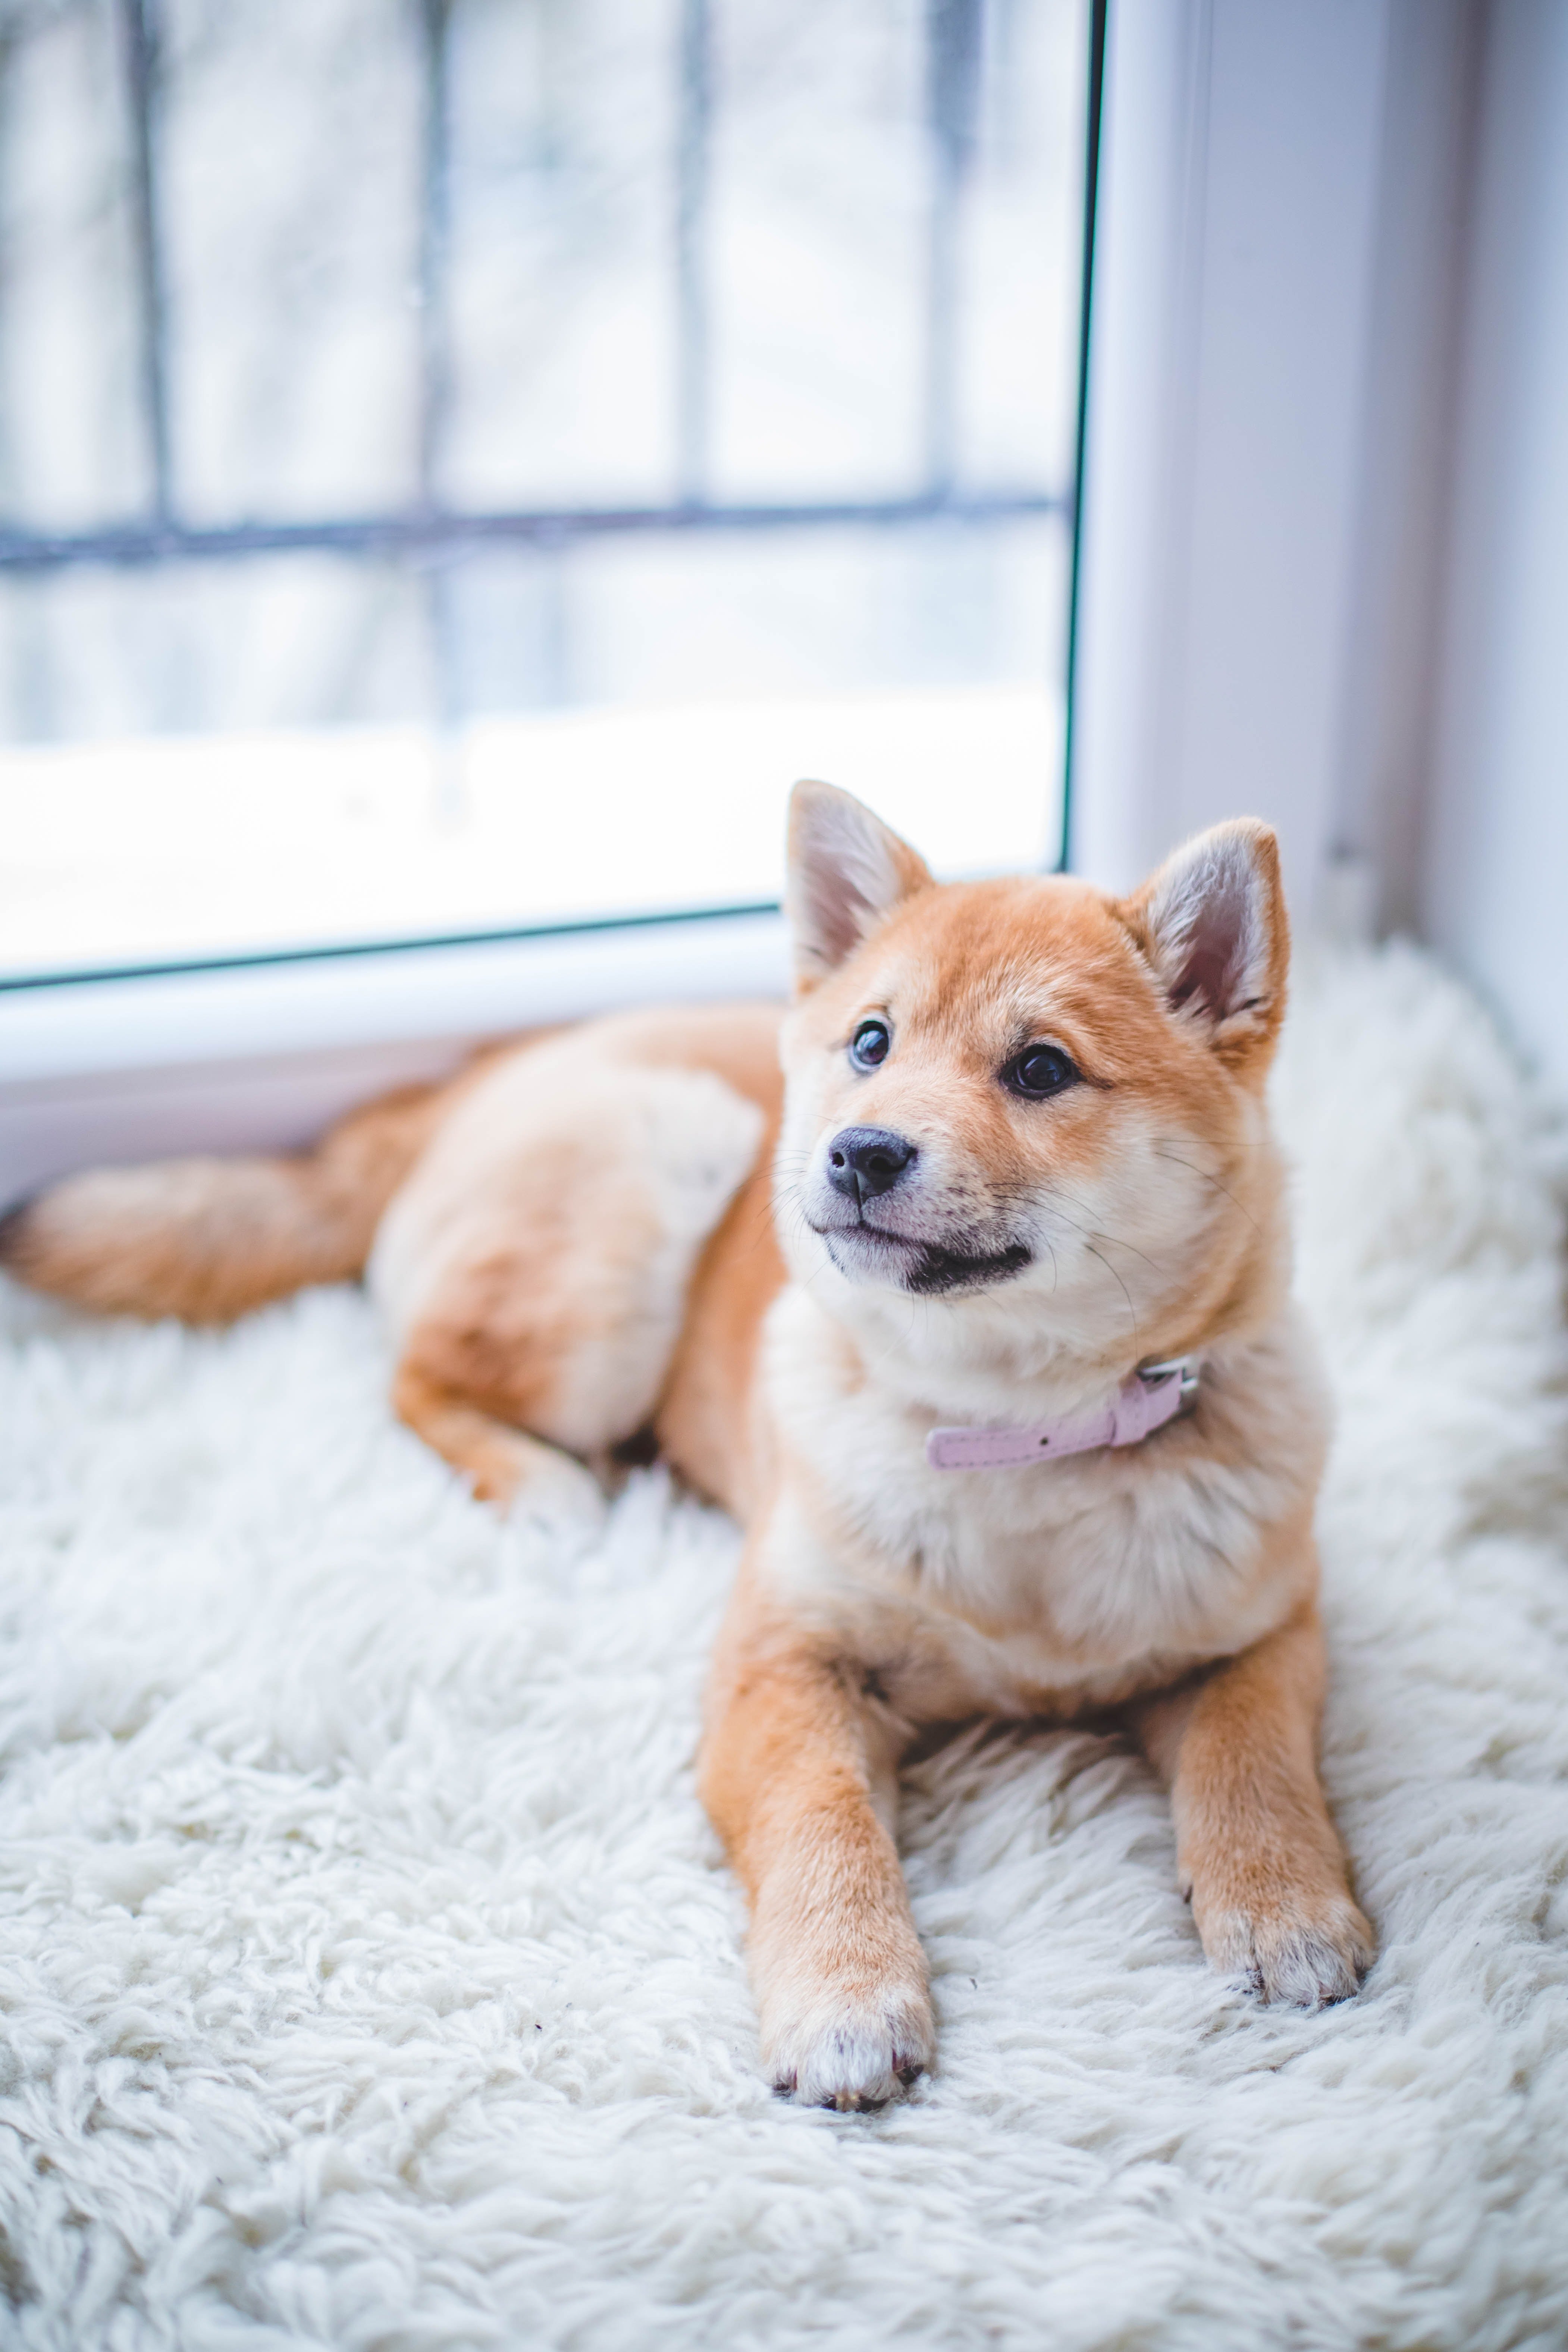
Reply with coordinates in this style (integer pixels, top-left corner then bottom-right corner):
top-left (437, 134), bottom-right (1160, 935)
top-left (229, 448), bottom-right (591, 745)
top-left (785, 781), bottom-right (934, 993)
top-left (1117, 818), bottom-right (1289, 1070)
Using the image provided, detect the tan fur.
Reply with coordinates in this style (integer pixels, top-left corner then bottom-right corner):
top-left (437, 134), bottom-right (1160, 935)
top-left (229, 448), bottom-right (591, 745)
top-left (369, 1007), bottom-right (778, 1501)
top-left (700, 1559), bottom-right (932, 2108)
top-left (1, 791), bottom-right (1372, 2104)
top-left (391, 1361), bottom-right (565, 1507)
top-left (1131, 1592), bottom-right (1374, 2003)
top-left (654, 1161), bottom-right (785, 1521)
top-left (0, 1078), bottom-right (457, 1322)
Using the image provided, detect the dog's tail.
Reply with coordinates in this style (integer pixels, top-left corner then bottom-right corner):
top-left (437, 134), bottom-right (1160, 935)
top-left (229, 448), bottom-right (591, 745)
top-left (0, 1079), bottom-right (451, 1324)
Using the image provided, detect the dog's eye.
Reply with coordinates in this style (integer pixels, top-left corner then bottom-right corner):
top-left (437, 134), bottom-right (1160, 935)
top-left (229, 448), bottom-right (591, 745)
top-left (1003, 1044), bottom-right (1078, 1099)
top-left (849, 1020), bottom-right (891, 1071)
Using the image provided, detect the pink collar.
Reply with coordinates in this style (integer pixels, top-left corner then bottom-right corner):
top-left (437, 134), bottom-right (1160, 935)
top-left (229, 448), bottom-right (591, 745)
top-left (925, 1359), bottom-right (1199, 1472)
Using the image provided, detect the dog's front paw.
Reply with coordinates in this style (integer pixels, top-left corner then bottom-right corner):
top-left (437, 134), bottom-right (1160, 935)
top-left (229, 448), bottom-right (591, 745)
top-left (1196, 1881), bottom-right (1374, 2008)
top-left (762, 1972), bottom-right (935, 2110)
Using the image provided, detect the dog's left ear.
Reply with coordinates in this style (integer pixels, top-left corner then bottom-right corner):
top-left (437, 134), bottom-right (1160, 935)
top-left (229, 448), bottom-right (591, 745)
top-left (1118, 819), bottom-right (1289, 1069)
top-left (786, 780), bottom-right (934, 992)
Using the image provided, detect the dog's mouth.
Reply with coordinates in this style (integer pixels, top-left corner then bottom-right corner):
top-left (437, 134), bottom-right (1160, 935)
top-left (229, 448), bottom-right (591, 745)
top-left (809, 1217), bottom-right (1033, 1296)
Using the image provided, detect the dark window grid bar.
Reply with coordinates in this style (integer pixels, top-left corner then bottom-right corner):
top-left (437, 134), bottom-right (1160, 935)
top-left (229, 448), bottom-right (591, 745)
top-left (415, 0), bottom-right (464, 797)
top-left (117, 0), bottom-right (172, 525)
top-left (925, 0), bottom-right (983, 496)
top-left (677, 0), bottom-right (711, 504)
top-left (417, 0), bottom-right (453, 512)
top-left (0, 489), bottom-right (1067, 573)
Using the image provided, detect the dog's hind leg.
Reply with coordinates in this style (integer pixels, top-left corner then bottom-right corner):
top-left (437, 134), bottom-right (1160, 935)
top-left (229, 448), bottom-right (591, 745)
top-left (392, 1361), bottom-right (605, 1520)
top-left (373, 1040), bottom-right (768, 1516)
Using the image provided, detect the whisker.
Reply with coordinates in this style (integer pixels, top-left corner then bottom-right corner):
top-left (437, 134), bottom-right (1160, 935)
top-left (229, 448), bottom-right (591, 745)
top-left (1085, 1242), bottom-right (1141, 1352)
top-left (1047, 1194), bottom-right (1161, 1274)
top-left (1154, 1147), bottom-right (1262, 1238)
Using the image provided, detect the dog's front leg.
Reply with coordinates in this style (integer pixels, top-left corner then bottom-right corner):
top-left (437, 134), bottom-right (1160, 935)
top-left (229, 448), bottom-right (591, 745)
top-left (700, 1577), bottom-right (933, 2108)
top-left (1132, 1599), bottom-right (1374, 2006)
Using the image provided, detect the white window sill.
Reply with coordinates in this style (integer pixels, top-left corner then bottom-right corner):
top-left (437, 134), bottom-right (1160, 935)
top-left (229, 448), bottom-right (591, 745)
top-left (0, 908), bottom-right (790, 1208)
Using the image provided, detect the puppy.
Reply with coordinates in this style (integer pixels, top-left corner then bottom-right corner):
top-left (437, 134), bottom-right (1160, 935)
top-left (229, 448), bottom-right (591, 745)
top-left (0, 785), bottom-right (1373, 2106)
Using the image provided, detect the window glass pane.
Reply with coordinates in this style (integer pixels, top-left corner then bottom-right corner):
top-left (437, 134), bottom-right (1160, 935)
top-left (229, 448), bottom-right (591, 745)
top-left (963, 0), bottom-right (1086, 488)
top-left (444, 0), bottom-right (682, 508)
top-left (0, 0), bottom-right (148, 529)
top-left (449, 519), bottom-right (1066, 709)
top-left (708, 0), bottom-right (929, 500)
top-left (0, 0), bottom-right (1089, 986)
top-left (0, 555), bottom-right (430, 741)
top-left (161, 0), bottom-right (424, 520)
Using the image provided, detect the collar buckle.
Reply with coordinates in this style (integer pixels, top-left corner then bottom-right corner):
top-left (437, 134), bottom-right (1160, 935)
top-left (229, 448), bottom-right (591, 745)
top-left (1136, 1355), bottom-right (1201, 1414)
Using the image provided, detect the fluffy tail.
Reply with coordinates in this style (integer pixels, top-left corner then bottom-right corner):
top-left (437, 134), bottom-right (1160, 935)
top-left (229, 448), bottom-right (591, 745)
top-left (0, 1079), bottom-right (450, 1324)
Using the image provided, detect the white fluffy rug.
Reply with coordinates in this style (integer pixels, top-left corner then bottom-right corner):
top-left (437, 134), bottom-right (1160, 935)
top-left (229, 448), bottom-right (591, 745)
top-left (4, 944), bottom-right (1568, 2352)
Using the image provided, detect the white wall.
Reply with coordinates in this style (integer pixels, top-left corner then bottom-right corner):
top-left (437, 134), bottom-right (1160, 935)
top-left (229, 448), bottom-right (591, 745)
top-left (1070, 0), bottom-right (1393, 907)
top-left (1327, 0), bottom-right (1484, 942)
top-left (1423, 0), bottom-right (1568, 1096)
top-left (1070, 0), bottom-right (1568, 1108)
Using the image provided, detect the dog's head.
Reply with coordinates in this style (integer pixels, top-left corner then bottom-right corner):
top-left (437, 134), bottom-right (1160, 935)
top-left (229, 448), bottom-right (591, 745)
top-left (775, 782), bottom-right (1291, 1362)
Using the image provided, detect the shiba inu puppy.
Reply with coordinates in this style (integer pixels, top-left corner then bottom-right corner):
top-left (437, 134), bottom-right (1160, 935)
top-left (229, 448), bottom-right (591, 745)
top-left (0, 785), bottom-right (1374, 2107)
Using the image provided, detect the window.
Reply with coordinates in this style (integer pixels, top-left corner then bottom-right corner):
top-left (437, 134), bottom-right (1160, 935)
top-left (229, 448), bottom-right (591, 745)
top-left (0, 0), bottom-right (1094, 986)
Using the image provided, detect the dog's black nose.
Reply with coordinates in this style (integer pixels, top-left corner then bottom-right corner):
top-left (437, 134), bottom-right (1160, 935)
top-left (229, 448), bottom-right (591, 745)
top-left (825, 1126), bottom-right (918, 1204)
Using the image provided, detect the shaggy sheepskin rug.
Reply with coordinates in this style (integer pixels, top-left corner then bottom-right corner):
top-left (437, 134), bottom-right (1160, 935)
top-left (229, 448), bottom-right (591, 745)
top-left (3, 943), bottom-right (1567, 2352)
